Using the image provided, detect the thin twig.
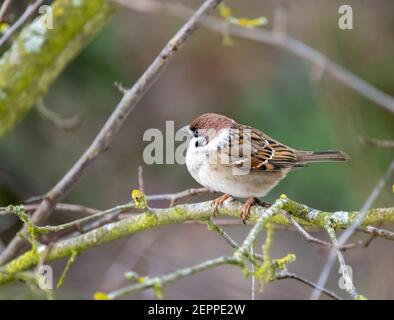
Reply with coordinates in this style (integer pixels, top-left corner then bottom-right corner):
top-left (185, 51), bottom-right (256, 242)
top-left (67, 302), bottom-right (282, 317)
top-left (0, 0), bottom-right (45, 48)
top-left (18, 187), bottom-right (212, 217)
top-left (273, 0), bottom-right (289, 39)
top-left (0, 0), bottom-right (13, 23)
top-left (114, 81), bottom-right (128, 94)
top-left (207, 218), bottom-right (242, 252)
top-left (358, 221), bottom-right (384, 248)
top-left (275, 270), bottom-right (343, 300)
top-left (117, 0), bottom-right (394, 114)
top-left (357, 225), bottom-right (394, 242)
top-left (235, 198), bottom-right (285, 259)
top-left (26, 204), bottom-right (135, 234)
top-left (325, 224), bottom-right (361, 299)
top-left (284, 213), bottom-right (360, 251)
top-left (107, 255), bottom-right (238, 299)
top-left (25, 203), bottom-right (98, 216)
top-left (36, 99), bottom-right (81, 131)
top-left (251, 242), bottom-right (256, 300)
top-left (137, 166), bottom-right (144, 193)
top-left (0, 0), bottom-right (223, 265)
top-left (147, 187), bottom-right (214, 205)
top-left (359, 136), bottom-right (394, 149)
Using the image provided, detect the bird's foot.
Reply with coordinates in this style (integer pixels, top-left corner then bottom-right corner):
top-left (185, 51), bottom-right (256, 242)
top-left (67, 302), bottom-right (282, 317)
top-left (240, 197), bottom-right (257, 224)
top-left (212, 194), bottom-right (232, 217)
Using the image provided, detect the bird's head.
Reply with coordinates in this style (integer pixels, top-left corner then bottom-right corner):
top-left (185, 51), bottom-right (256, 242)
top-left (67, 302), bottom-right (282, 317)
top-left (181, 113), bottom-right (235, 149)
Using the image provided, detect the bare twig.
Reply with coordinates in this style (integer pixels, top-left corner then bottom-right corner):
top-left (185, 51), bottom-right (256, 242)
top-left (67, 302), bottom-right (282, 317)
top-left (273, 0), bottom-right (289, 38)
top-left (106, 255), bottom-right (239, 299)
top-left (0, 0), bottom-right (223, 265)
top-left (117, 0), bottom-right (394, 114)
top-left (275, 270), bottom-right (343, 300)
top-left (325, 224), bottom-right (361, 299)
top-left (359, 136), bottom-right (394, 149)
top-left (25, 203), bottom-right (98, 216)
top-left (36, 99), bottom-right (81, 131)
top-left (0, 0), bottom-right (13, 23)
top-left (23, 204), bottom-right (135, 234)
top-left (311, 159), bottom-right (394, 300)
top-left (114, 81), bottom-right (128, 94)
top-left (285, 213), bottom-right (360, 251)
top-left (358, 221), bottom-right (384, 248)
top-left (206, 218), bottom-right (241, 251)
top-left (0, 0), bottom-right (45, 48)
top-left (137, 166), bottom-right (144, 193)
top-left (357, 225), bottom-right (394, 242)
top-left (19, 187), bottom-right (212, 217)
top-left (147, 187), bottom-right (214, 205)
top-left (251, 242), bottom-right (256, 300)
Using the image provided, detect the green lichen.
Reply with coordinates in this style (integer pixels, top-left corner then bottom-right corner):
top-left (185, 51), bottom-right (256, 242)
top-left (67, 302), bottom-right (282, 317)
top-left (7, 205), bottom-right (40, 250)
top-left (56, 250), bottom-right (78, 289)
top-left (94, 292), bottom-right (109, 300)
top-left (254, 222), bottom-right (274, 289)
top-left (272, 253), bottom-right (296, 271)
top-left (153, 279), bottom-right (164, 300)
top-left (0, 0), bottom-right (117, 138)
top-left (132, 189), bottom-right (147, 209)
top-left (124, 271), bottom-right (139, 281)
top-left (0, 197), bottom-right (392, 287)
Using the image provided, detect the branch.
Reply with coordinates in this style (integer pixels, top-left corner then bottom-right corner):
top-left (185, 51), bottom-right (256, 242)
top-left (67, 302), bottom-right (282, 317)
top-left (275, 271), bottom-right (343, 300)
top-left (100, 198), bottom-right (342, 300)
top-left (0, 0), bottom-right (223, 265)
top-left (117, 0), bottom-right (394, 114)
top-left (0, 0), bottom-right (117, 138)
top-left (36, 99), bottom-right (81, 131)
top-left (0, 0), bottom-right (45, 48)
top-left (324, 223), bottom-right (363, 299)
top-left (105, 255), bottom-right (239, 300)
top-left (357, 226), bottom-right (394, 242)
top-left (284, 212), bottom-right (360, 251)
top-left (0, 0), bottom-right (13, 23)
top-left (0, 196), bottom-right (392, 285)
top-left (359, 137), bottom-right (394, 149)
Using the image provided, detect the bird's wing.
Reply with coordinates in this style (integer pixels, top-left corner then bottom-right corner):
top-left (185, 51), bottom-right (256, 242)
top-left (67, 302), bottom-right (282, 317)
top-left (217, 125), bottom-right (299, 171)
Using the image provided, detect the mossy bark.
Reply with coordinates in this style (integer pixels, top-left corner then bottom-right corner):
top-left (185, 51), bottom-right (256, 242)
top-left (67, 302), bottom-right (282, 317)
top-left (0, 198), bottom-right (392, 284)
top-left (0, 0), bottom-right (116, 138)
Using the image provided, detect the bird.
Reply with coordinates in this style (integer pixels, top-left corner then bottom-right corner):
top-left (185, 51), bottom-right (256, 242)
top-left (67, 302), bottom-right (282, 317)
top-left (182, 113), bottom-right (349, 223)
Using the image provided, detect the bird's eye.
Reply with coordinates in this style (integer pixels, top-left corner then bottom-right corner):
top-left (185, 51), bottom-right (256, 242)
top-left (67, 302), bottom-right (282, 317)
top-left (195, 140), bottom-right (199, 148)
top-left (194, 129), bottom-right (199, 138)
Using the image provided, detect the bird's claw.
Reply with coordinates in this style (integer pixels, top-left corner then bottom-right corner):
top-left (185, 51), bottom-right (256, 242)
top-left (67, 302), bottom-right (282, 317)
top-left (212, 194), bottom-right (232, 217)
top-left (240, 197), bottom-right (257, 224)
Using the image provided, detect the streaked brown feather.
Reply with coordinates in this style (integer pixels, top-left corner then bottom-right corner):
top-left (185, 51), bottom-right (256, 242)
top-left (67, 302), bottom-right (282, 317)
top-left (219, 124), bottom-right (299, 171)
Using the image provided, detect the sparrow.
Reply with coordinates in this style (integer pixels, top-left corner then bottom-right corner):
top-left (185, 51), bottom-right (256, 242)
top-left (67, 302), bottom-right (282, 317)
top-left (183, 113), bottom-right (349, 223)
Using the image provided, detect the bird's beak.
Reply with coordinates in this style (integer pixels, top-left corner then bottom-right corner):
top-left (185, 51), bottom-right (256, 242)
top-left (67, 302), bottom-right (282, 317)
top-left (179, 125), bottom-right (192, 136)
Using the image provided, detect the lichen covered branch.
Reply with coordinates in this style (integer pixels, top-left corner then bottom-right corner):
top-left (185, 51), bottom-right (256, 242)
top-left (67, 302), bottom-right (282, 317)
top-left (0, 196), bottom-right (392, 286)
top-left (0, 0), bottom-right (117, 138)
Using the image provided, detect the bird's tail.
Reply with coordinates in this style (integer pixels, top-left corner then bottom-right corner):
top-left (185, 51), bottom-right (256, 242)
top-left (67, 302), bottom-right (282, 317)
top-left (295, 150), bottom-right (350, 165)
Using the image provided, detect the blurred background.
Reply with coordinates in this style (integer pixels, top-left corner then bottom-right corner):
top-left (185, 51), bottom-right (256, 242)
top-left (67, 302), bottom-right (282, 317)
top-left (0, 0), bottom-right (393, 299)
